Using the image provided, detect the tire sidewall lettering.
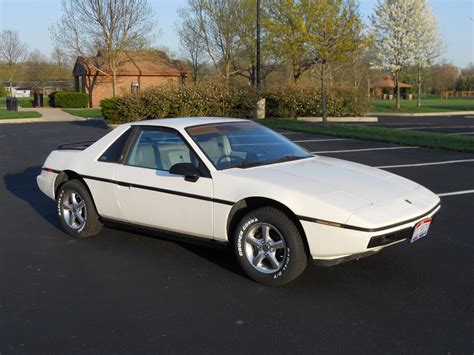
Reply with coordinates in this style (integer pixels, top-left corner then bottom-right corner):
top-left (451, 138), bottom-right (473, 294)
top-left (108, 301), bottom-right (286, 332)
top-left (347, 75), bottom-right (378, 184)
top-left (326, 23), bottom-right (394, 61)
top-left (237, 217), bottom-right (258, 257)
top-left (57, 190), bottom-right (65, 217)
top-left (273, 247), bottom-right (290, 279)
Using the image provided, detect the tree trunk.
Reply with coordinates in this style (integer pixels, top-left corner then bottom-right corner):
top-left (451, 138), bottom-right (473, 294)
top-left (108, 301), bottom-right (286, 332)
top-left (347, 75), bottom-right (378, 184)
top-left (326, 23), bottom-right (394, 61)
top-left (395, 71), bottom-right (401, 110)
top-left (293, 68), bottom-right (299, 84)
top-left (321, 62), bottom-right (328, 124)
top-left (417, 66), bottom-right (422, 107)
top-left (9, 62), bottom-right (13, 95)
top-left (112, 70), bottom-right (117, 97)
top-left (225, 60), bottom-right (231, 82)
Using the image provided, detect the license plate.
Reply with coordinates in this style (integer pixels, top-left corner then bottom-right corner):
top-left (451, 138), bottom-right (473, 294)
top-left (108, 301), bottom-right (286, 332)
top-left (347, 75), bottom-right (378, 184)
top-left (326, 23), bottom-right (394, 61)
top-left (411, 218), bottom-right (432, 243)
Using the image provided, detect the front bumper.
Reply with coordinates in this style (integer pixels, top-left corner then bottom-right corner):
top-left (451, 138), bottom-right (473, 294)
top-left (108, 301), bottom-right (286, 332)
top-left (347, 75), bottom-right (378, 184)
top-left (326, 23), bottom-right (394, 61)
top-left (302, 204), bottom-right (441, 263)
top-left (37, 168), bottom-right (58, 200)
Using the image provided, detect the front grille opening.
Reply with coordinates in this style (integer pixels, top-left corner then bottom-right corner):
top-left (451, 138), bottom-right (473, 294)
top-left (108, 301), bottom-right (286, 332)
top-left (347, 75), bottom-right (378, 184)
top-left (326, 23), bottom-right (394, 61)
top-left (367, 227), bottom-right (414, 249)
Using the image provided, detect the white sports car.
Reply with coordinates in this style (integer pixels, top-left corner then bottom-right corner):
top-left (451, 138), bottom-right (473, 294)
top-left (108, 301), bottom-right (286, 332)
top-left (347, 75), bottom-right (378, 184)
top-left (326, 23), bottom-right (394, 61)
top-left (37, 118), bottom-right (440, 285)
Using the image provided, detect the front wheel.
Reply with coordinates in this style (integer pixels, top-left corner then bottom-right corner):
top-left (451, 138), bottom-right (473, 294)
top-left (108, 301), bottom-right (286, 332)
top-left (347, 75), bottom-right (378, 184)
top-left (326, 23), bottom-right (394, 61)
top-left (56, 180), bottom-right (103, 238)
top-left (234, 207), bottom-right (308, 286)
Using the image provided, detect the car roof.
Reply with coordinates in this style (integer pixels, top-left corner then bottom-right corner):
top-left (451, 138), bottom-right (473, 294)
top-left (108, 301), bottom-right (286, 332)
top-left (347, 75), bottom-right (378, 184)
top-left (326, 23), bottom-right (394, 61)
top-left (129, 117), bottom-right (247, 130)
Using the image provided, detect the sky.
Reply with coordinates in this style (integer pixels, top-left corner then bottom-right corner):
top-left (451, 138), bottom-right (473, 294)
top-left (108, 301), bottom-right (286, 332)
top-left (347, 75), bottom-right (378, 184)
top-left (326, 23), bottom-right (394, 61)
top-left (0, 0), bottom-right (472, 68)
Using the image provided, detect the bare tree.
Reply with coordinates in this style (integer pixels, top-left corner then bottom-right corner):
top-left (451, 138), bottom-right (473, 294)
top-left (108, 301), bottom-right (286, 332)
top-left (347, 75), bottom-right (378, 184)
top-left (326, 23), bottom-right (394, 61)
top-left (51, 0), bottom-right (156, 97)
top-left (177, 8), bottom-right (206, 83)
top-left (426, 61), bottom-right (459, 94)
top-left (0, 30), bottom-right (28, 93)
top-left (23, 49), bottom-right (53, 88)
top-left (51, 46), bottom-right (72, 68)
top-left (182, 0), bottom-right (242, 82)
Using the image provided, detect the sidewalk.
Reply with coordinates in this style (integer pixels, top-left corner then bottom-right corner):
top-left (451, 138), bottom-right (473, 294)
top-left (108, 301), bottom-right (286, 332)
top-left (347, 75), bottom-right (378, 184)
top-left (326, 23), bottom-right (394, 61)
top-left (20, 107), bottom-right (81, 121)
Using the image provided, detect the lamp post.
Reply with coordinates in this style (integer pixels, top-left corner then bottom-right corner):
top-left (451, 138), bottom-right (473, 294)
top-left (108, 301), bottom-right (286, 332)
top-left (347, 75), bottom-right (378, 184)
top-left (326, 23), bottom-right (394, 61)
top-left (256, 0), bottom-right (261, 90)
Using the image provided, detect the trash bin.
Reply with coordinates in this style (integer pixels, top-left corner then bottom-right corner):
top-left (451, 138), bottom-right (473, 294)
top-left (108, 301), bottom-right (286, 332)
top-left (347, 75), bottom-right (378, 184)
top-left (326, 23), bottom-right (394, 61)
top-left (6, 97), bottom-right (18, 112)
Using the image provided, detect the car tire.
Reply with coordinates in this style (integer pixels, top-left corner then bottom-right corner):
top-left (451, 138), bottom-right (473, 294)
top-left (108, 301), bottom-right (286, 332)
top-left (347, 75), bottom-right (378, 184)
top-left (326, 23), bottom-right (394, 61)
top-left (234, 207), bottom-right (308, 286)
top-left (56, 180), bottom-right (103, 238)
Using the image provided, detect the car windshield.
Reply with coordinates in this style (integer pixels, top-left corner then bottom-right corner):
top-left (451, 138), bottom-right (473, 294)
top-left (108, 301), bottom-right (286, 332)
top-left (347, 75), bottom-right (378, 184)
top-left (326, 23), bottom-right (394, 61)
top-left (186, 121), bottom-right (312, 170)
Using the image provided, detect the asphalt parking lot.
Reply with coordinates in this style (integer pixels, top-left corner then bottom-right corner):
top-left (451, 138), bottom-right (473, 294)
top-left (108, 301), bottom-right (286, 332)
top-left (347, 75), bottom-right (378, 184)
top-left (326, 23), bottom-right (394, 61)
top-left (1, 121), bottom-right (472, 353)
top-left (353, 114), bottom-right (474, 135)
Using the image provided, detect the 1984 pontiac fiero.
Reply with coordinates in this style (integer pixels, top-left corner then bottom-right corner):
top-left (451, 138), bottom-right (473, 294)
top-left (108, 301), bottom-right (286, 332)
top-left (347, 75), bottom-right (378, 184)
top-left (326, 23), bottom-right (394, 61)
top-left (38, 118), bottom-right (440, 285)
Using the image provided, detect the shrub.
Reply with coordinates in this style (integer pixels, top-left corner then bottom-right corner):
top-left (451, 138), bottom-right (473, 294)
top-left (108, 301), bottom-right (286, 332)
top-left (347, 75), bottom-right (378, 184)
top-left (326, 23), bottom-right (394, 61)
top-left (100, 83), bottom-right (370, 123)
top-left (265, 86), bottom-right (370, 118)
top-left (50, 91), bottom-right (89, 108)
top-left (0, 86), bottom-right (8, 97)
top-left (101, 83), bottom-right (258, 124)
top-left (19, 99), bottom-right (34, 108)
top-left (100, 98), bottom-right (119, 121)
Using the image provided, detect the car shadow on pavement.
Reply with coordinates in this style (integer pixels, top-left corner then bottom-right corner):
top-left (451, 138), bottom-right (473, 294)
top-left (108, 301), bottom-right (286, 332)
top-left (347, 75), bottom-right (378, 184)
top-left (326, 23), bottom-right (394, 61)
top-left (4, 166), bottom-right (62, 230)
top-left (105, 223), bottom-right (245, 277)
top-left (68, 119), bottom-right (109, 130)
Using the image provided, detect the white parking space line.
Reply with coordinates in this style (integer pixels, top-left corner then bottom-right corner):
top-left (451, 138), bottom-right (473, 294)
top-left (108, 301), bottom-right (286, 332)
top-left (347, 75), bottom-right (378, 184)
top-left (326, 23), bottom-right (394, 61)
top-left (447, 132), bottom-right (474, 135)
top-left (376, 159), bottom-right (474, 169)
top-left (313, 146), bottom-right (418, 154)
top-left (397, 125), bottom-right (474, 130)
top-left (294, 138), bottom-right (351, 143)
top-left (280, 131), bottom-right (302, 135)
top-left (437, 190), bottom-right (474, 197)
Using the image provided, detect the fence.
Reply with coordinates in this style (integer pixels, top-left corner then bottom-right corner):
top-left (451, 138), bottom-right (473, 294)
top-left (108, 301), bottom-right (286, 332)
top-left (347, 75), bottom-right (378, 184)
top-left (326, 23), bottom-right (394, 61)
top-left (441, 91), bottom-right (474, 99)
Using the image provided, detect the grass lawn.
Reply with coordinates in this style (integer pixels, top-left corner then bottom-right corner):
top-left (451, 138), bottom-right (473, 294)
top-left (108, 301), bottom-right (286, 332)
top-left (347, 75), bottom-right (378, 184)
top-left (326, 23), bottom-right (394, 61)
top-left (259, 118), bottom-right (474, 153)
top-left (63, 108), bottom-right (103, 118)
top-left (0, 109), bottom-right (42, 119)
top-left (371, 97), bottom-right (474, 113)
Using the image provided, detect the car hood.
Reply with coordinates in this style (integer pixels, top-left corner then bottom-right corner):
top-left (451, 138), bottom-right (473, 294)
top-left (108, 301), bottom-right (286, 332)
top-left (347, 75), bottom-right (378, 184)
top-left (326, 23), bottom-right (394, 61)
top-left (215, 156), bottom-right (439, 227)
top-left (266, 156), bottom-right (416, 203)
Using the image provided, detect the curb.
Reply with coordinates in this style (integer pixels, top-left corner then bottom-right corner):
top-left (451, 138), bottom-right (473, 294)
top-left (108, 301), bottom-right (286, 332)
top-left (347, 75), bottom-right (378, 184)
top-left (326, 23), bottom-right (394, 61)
top-left (0, 117), bottom-right (47, 124)
top-left (369, 111), bottom-right (474, 117)
top-left (0, 117), bottom-right (82, 124)
top-left (297, 116), bottom-right (378, 123)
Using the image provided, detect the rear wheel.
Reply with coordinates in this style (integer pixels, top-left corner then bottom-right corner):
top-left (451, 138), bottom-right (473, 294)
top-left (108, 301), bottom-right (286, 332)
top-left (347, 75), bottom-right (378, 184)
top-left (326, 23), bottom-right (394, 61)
top-left (233, 207), bottom-right (307, 286)
top-left (56, 180), bottom-right (103, 238)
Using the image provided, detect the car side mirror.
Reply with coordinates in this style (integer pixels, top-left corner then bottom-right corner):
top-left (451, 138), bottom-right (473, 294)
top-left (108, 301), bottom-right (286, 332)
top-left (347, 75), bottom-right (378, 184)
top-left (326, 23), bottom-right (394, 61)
top-left (169, 163), bottom-right (200, 182)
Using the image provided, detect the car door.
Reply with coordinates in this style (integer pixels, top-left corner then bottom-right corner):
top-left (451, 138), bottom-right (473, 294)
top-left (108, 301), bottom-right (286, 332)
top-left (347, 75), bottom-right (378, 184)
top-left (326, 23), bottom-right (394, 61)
top-left (113, 126), bottom-right (214, 238)
top-left (84, 126), bottom-right (134, 220)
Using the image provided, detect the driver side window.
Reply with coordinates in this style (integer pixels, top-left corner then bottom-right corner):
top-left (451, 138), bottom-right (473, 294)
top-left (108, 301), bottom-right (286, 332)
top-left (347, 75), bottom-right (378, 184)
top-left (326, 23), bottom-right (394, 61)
top-left (125, 128), bottom-right (197, 172)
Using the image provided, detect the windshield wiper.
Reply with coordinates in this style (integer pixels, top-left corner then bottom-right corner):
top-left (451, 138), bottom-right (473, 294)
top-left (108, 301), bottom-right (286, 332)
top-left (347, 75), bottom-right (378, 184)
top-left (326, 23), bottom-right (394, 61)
top-left (229, 160), bottom-right (266, 169)
top-left (272, 155), bottom-right (304, 164)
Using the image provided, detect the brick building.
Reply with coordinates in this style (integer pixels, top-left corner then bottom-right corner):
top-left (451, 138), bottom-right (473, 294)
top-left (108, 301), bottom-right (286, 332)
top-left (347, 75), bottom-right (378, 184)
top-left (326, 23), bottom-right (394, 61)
top-left (73, 51), bottom-right (188, 107)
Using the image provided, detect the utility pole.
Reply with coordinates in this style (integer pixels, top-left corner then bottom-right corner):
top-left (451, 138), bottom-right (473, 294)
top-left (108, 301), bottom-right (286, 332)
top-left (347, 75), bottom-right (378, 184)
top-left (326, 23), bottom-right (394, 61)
top-left (256, 0), bottom-right (261, 90)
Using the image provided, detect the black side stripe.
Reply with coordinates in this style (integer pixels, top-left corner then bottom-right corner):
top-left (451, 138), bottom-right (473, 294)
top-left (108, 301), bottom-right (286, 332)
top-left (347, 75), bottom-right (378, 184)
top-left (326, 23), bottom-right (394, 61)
top-left (297, 202), bottom-right (441, 233)
top-left (43, 167), bottom-right (440, 232)
top-left (81, 174), bottom-right (235, 206)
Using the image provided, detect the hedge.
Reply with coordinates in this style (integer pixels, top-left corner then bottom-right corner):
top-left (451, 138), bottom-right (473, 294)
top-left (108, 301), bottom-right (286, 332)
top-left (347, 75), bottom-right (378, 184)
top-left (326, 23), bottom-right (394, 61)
top-left (50, 91), bottom-right (89, 108)
top-left (264, 86), bottom-right (370, 118)
top-left (101, 83), bottom-right (258, 123)
top-left (100, 83), bottom-right (370, 123)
